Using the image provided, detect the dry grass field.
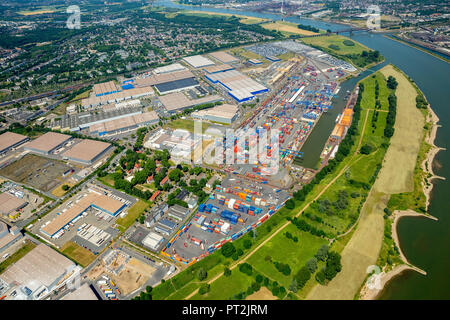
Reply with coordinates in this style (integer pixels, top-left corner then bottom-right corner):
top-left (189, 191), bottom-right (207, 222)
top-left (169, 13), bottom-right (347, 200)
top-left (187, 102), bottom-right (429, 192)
top-left (261, 21), bottom-right (318, 36)
top-left (376, 65), bottom-right (425, 194)
top-left (61, 241), bottom-right (97, 267)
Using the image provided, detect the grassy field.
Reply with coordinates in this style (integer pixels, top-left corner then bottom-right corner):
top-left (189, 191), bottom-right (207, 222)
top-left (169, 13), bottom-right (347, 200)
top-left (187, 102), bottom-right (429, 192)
top-left (182, 10), bottom-right (267, 25)
top-left (0, 241), bottom-right (36, 274)
top-left (261, 21), bottom-right (318, 36)
top-left (229, 47), bottom-right (266, 62)
top-left (97, 173), bottom-right (116, 188)
top-left (301, 35), bottom-right (369, 55)
top-left (247, 225), bottom-right (327, 288)
top-left (115, 200), bottom-right (149, 233)
top-left (307, 65), bottom-right (425, 299)
top-left (61, 241), bottom-right (96, 267)
top-left (191, 268), bottom-right (254, 300)
top-left (51, 181), bottom-right (74, 197)
top-left (165, 119), bottom-right (211, 134)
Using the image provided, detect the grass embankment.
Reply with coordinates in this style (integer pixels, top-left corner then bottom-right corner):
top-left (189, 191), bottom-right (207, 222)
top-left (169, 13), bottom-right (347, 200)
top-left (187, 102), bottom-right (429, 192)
top-left (308, 65), bottom-right (425, 299)
top-left (182, 11), bottom-right (267, 25)
top-left (0, 241), bottom-right (36, 274)
top-left (115, 200), bottom-right (150, 233)
top-left (261, 21), bottom-right (319, 36)
top-left (61, 241), bottom-right (97, 268)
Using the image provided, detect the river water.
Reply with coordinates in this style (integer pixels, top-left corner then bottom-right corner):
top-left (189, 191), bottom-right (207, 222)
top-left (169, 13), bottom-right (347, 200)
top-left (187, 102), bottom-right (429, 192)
top-left (156, 0), bottom-right (450, 299)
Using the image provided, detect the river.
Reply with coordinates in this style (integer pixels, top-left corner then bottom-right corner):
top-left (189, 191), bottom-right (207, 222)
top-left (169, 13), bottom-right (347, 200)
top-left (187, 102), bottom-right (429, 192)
top-left (155, 0), bottom-right (450, 299)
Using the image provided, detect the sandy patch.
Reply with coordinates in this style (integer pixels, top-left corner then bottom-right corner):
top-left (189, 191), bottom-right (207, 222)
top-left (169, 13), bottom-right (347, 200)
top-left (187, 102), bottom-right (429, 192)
top-left (246, 287), bottom-right (277, 300)
top-left (110, 257), bottom-right (155, 296)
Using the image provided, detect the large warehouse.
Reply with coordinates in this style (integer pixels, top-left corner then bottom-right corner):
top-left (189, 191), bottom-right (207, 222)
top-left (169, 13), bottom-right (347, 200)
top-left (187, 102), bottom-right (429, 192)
top-left (205, 69), bottom-right (268, 103)
top-left (153, 63), bottom-right (187, 74)
top-left (0, 221), bottom-right (23, 254)
top-left (24, 132), bottom-right (72, 155)
top-left (81, 86), bottom-right (154, 108)
top-left (0, 244), bottom-right (79, 300)
top-left (191, 103), bottom-right (239, 124)
top-left (41, 191), bottom-right (126, 238)
top-left (0, 192), bottom-right (28, 216)
top-left (0, 132), bottom-right (29, 155)
top-left (158, 92), bottom-right (223, 113)
top-left (89, 111), bottom-right (159, 136)
top-left (183, 55), bottom-right (215, 68)
top-left (93, 81), bottom-right (120, 97)
top-left (209, 51), bottom-right (239, 64)
top-left (62, 139), bottom-right (112, 165)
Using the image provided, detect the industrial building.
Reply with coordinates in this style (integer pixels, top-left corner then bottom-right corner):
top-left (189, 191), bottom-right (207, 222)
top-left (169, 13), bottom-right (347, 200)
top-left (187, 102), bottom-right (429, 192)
top-left (0, 192), bottom-right (28, 217)
top-left (205, 69), bottom-right (268, 103)
top-left (0, 221), bottom-right (22, 254)
top-left (41, 191), bottom-right (126, 238)
top-left (93, 81), bottom-right (120, 97)
top-left (134, 70), bottom-right (195, 87)
top-left (61, 283), bottom-right (98, 300)
top-left (154, 77), bottom-right (199, 95)
top-left (155, 218), bottom-right (177, 236)
top-left (142, 232), bottom-right (165, 251)
top-left (0, 132), bottom-right (29, 155)
top-left (158, 92), bottom-right (223, 113)
top-left (24, 132), bottom-right (72, 155)
top-left (145, 204), bottom-right (168, 228)
top-left (62, 139), bottom-right (112, 165)
top-left (89, 111), bottom-right (159, 137)
top-left (0, 244), bottom-right (79, 300)
top-left (81, 86), bottom-right (154, 108)
top-left (167, 205), bottom-right (190, 222)
top-left (54, 106), bottom-right (145, 132)
top-left (191, 103), bottom-right (238, 124)
top-left (153, 63), bottom-right (187, 74)
top-left (203, 64), bottom-right (234, 74)
top-left (183, 55), bottom-right (215, 68)
top-left (209, 51), bottom-right (239, 64)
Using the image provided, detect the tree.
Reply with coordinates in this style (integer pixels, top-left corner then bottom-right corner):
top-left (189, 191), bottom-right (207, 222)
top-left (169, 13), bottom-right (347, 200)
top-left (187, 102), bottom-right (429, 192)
top-left (224, 267), bottom-right (231, 277)
top-left (315, 270), bottom-right (326, 284)
top-left (238, 263), bottom-right (253, 276)
top-left (146, 286), bottom-right (153, 293)
top-left (285, 199), bottom-right (295, 210)
top-left (221, 242), bottom-right (236, 258)
top-left (315, 244), bottom-right (329, 261)
top-left (197, 268), bottom-right (207, 281)
top-left (243, 239), bottom-right (252, 249)
top-left (62, 184), bottom-right (70, 191)
top-left (306, 258), bottom-right (318, 274)
top-left (295, 266), bottom-right (311, 289)
top-left (289, 279), bottom-right (298, 293)
top-left (360, 144), bottom-right (373, 155)
top-left (199, 283), bottom-right (210, 295)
